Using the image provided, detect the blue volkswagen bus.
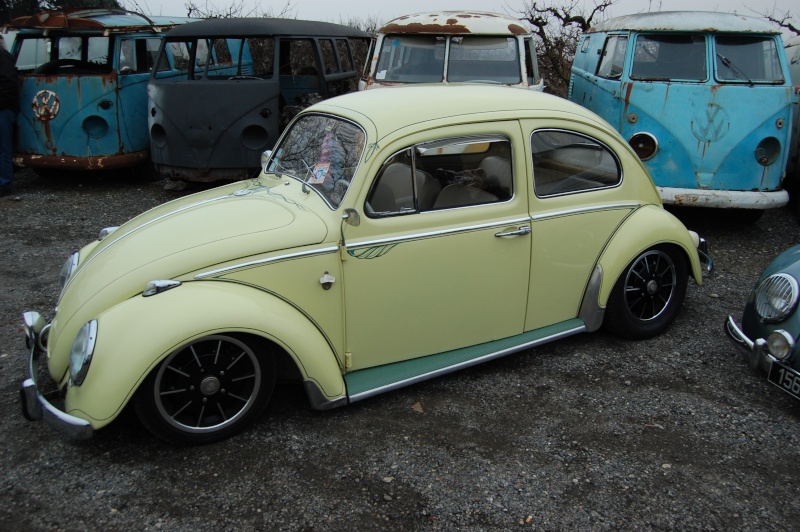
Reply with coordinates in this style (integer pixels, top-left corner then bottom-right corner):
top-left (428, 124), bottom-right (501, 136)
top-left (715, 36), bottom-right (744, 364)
top-left (569, 12), bottom-right (797, 221)
top-left (9, 9), bottom-right (195, 172)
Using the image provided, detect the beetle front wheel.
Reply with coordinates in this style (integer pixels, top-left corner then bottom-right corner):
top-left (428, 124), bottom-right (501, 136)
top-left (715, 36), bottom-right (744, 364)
top-left (603, 246), bottom-right (688, 339)
top-left (134, 335), bottom-right (275, 445)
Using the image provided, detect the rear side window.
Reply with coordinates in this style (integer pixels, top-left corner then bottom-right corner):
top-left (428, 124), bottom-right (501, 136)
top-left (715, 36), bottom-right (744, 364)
top-left (596, 35), bottom-right (628, 79)
top-left (366, 136), bottom-right (513, 216)
top-left (631, 34), bottom-right (707, 81)
top-left (531, 130), bottom-right (621, 197)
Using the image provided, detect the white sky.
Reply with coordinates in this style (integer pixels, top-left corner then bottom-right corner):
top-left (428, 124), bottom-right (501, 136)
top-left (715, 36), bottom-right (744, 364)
top-left (134, 0), bottom-right (798, 31)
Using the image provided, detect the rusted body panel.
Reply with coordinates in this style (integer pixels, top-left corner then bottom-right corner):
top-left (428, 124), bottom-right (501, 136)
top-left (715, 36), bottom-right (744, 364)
top-left (359, 11), bottom-right (542, 91)
top-left (9, 9), bottom-right (197, 173)
top-left (569, 11), bottom-right (796, 211)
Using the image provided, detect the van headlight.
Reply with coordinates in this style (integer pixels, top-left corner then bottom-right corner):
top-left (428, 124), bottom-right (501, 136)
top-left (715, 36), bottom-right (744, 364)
top-left (59, 252), bottom-right (79, 291)
top-left (69, 320), bottom-right (98, 386)
top-left (755, 273), bottom-right (799, 322)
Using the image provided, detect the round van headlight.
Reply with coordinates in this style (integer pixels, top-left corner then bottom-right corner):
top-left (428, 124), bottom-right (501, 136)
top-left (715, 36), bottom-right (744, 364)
top-left (69, 320), bottom-right (98, 386)
top-left (628, 132), bottom-right (658, 161)
top-left (755, 273), bottom-right (799, 322)
top-left (59, 252), bottom-right (79, 292)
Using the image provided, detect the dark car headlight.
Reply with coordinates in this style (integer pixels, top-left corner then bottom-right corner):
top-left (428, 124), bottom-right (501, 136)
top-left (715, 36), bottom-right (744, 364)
top-left (755, 273), bottom-right (799, 322)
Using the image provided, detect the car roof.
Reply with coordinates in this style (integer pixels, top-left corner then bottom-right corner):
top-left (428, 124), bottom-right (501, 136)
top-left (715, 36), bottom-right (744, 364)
top-left (163, 17), bottom-right (369, 39)
top-left (589, 11), bottom-right (779, 35)
top-left (379, 11), bottom-right (531, 36)
top-left (309, 85), bottom-right (615, 138)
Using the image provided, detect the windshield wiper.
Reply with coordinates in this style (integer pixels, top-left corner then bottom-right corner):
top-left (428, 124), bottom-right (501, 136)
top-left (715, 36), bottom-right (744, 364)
top-left (717, 53), bottom-right (753, 84)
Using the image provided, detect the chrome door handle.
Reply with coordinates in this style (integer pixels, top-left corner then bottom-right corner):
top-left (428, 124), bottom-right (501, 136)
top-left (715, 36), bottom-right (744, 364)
top-left (495, 226), bottom-right (531, 237)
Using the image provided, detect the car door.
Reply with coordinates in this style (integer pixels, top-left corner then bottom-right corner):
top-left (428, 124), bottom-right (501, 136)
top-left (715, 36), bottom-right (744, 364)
top-left (341, 124), bottom-right (532, 371)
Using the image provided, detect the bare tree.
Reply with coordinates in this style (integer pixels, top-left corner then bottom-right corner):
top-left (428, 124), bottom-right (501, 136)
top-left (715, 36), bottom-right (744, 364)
top-left (518, 0), bottom-right (615, 97)
top-left (754, 7), bottom-right (799, 36)
top-left (122, 0), bottom-right (295, 18)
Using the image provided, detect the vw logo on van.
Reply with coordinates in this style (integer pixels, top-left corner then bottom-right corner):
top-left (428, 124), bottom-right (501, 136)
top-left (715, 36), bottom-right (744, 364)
top-left (691, 103), bottom-right (729, 143)
top-left (32, 90), bottom-right (60, 121)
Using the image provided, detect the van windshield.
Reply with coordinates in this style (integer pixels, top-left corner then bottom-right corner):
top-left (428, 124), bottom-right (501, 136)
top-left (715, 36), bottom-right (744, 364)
top-left (714, 36), bottom-right (784, 83)
top-left (375, 35), bottom-right (445, 83)
top-left (631, 34), bottom-right (707, 81)
top-left (14, 35), bottom-right (111, 72)
top-left (267, 114), bottom-right (365, 209)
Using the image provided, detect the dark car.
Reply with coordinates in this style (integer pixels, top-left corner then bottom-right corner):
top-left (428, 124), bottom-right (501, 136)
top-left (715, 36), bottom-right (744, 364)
top-left (726, 244), bottom-right (800, 399)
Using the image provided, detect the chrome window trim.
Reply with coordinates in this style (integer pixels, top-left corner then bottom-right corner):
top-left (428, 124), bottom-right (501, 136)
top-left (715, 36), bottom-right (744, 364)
top-left (347, 216), bottom-right (531, 249)
top-left (195, 246), bottom-right (339, 279)
top-left (531, 202), bottom-right (640, 221)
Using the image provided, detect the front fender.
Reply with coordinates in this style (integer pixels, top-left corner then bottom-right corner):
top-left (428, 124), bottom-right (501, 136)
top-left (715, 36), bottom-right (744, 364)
top-left (596, 205), bottom-right (703, 305)
top-left (65, 281), bottom-right (344, 428)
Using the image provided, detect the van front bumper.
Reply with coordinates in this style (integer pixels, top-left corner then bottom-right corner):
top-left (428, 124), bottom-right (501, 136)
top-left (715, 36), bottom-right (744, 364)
top-left (658, 187), bottom-right (789, 210)
top-left (20, 311), bottom-right (93, 440)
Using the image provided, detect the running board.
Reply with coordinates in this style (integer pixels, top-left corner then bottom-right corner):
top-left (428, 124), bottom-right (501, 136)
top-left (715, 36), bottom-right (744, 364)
top-left (345, 318), bottom-right (586, 403)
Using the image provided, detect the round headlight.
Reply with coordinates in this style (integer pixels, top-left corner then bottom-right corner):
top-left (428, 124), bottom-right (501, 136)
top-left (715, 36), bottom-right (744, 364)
top-left (59, 252), bottom-right (79, 292)
top-left (69, 320), bottom-right (98, 386)
top-left (766, 330), bottom-right (795, 361)
top-left (628, 132), bottom-right (659, 161)
top-left (755, 273), bottom-right (799, 322)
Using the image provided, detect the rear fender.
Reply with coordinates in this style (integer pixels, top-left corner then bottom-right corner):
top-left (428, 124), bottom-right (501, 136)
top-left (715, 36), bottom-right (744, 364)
top-left (64, 281), bottom-right (344, 428)
top-left (595, 205), bottom-right (702, 306)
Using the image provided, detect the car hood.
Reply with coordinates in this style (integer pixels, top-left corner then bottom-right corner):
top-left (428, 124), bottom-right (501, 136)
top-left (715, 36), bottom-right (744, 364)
top-left (50, 181), bottom-right (330, 365)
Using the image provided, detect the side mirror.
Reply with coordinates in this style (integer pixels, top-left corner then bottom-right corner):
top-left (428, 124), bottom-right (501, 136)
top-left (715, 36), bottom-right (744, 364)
top-left (342, 208), bottom-right (360, 227)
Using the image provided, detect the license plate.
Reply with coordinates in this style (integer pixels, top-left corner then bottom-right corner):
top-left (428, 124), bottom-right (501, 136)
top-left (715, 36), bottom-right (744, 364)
top-left (767, 361), bottom-right (800, 400)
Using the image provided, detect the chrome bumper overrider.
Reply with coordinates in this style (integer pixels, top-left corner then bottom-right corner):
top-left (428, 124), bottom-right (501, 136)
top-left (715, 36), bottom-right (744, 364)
top-left (20, 311), bottom-right (93, 440)
top-left (724, 315), bottom-right (774, 373)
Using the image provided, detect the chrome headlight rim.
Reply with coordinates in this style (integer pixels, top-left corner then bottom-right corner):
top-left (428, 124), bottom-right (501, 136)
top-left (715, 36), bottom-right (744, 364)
top-left (766, 329), bottom-right (795, 361)
top-left (69, 320), bottom-right (98, 386)
top-left (59, 252), bottom-right (79, 292)
top-left (755, 273), bottom-right (799, 323)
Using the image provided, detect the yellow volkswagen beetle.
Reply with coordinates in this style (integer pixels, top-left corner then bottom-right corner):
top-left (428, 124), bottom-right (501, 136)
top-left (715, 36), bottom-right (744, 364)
top-left (21, 85), bottom-right (709, 444)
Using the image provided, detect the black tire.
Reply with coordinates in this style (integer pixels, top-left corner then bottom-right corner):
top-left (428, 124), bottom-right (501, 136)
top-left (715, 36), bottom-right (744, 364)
top-left (134, 334), bottom-right (275, 445)
top-left (603, 245), bottom-right (688, 340)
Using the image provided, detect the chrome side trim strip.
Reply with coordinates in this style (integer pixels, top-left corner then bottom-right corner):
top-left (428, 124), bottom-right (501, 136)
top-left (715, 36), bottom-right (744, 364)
top-left (348, 324), bottom-right (586, 403)
top-left (195, 246), bottom-right (339, 279)
top-left (531, 202), bottom-right (640, 221)
top-left (347, 217), bottom-right (531, 249)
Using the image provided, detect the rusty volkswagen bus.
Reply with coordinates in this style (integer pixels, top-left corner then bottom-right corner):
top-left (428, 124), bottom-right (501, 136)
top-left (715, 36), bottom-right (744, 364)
top-left (8, 9), bottom-right (196, 172)
top-left (147, 18), bottom-right (369, 182)
top-left (359, 11), bottom-right (543, 91)
top-left (569, 12), bottom-right (797, 222)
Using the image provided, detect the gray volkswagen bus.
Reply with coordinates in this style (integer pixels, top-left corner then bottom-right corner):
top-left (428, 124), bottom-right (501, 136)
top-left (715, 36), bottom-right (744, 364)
top-left (148, 18), bottom-right (369, 182)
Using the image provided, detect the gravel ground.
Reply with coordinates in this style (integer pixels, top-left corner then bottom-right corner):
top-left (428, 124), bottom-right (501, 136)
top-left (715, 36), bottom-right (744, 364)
top-left (1, 168), bottom-right (799, 531)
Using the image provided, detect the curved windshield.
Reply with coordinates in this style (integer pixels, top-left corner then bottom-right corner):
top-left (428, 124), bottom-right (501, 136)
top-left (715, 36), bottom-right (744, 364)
top-left (267, 114), bottom-right (365, 208)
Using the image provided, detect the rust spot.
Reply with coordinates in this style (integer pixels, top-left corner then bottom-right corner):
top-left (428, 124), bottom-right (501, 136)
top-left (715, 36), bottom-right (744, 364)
top-left (507, 24), bottom-right (528, 35)
top-left (380, 22), bottom-right (471, 34)
top-left (13, 151), bottom-right (149, 170)
top-left (623, 82), bottom-right (633, 114)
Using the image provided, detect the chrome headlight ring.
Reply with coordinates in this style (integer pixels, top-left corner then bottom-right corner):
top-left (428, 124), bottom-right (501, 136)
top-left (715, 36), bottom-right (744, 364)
top-left (755, 273), bottom-right (799, 322)
top-left (69, 320), bottom-right (98, 386)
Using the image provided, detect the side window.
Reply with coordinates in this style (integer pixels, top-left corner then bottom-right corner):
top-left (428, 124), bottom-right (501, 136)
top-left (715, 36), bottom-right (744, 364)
top-left (596, 35), bottom-right (628, 79)
top-left (120, 38), bottom-right (160, 73)
top-left (366, 136), bottom-right (513, 217)
top-left (280, 39), bottom-right (317, 76)
top-left (320, 39), bottom-right (340, 74)
top-left (247, 37), bottom-right (275, 76)
top-left (336, 39), bottom-right (353, 71)
top-left (532, 130), bottom-right (621, 197)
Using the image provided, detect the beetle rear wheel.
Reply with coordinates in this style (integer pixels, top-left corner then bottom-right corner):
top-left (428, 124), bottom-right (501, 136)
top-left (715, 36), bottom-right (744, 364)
top-left (603, 246), bottom-right (688, 339)
top-left (134, 335), bottom-right (275, 445)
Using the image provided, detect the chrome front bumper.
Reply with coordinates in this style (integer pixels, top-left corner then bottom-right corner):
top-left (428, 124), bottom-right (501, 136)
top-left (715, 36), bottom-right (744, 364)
top-left (20, 311), bottom-right (93, 440)
top-left (724, 315), bottom-right (774, 373)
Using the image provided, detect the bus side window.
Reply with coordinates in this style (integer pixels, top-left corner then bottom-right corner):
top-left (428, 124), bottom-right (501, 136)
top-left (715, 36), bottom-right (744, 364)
top-left (596, 35), bottom-right (628, 79)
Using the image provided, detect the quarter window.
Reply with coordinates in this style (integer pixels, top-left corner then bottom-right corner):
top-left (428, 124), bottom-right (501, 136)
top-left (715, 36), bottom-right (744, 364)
top-left (532, 130), bottom-right (621, 197)
top-left (366, 136), bottom-right (513, 216)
